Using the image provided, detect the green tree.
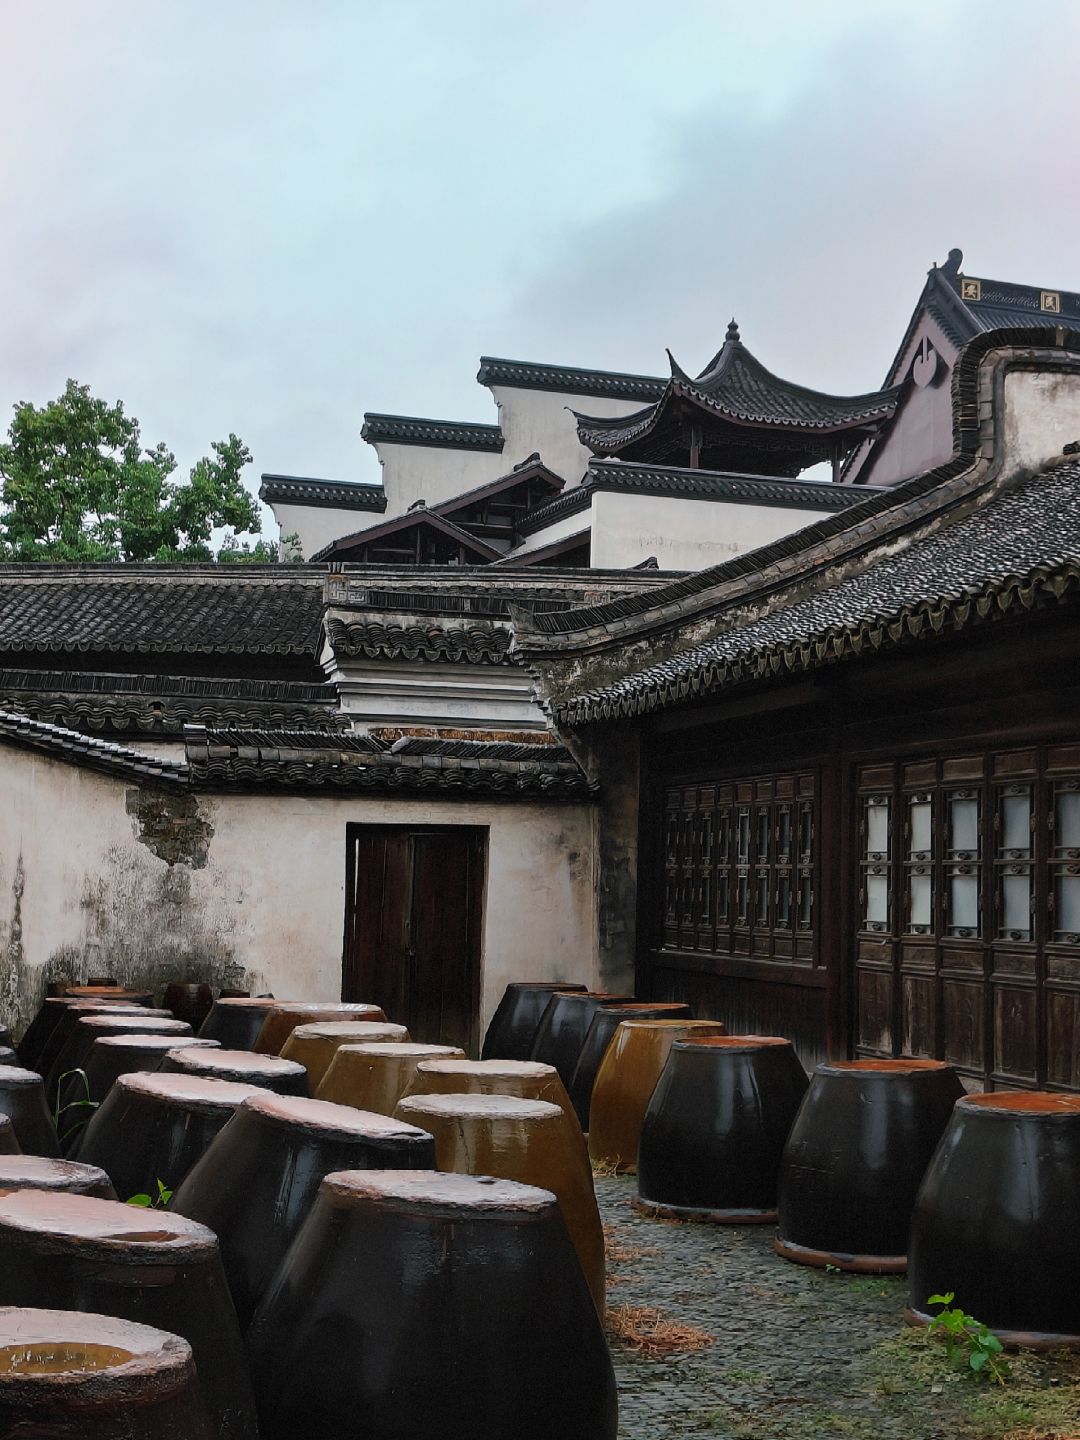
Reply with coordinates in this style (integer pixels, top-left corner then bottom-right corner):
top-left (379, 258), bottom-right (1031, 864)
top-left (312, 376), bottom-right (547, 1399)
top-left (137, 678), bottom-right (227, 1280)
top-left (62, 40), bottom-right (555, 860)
top-left (0, 380), bottom-right (269, 562)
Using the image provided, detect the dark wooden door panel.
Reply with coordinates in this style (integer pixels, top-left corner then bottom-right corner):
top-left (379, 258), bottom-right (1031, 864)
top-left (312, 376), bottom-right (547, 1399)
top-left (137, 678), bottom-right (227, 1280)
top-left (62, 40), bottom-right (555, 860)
top-left (342, 825), bottom-right (486, 1057)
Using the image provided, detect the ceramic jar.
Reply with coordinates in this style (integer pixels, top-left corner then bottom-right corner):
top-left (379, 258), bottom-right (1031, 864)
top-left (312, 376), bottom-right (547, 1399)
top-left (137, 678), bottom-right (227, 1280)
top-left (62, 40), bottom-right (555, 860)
top-left (0, 1024), bottom-right (13, 1049)
top-left (404, 1057), bottom-right (587, 1159)
top-left (638, 1037), bottom-right (809, 1222)
top-left (775, 1058), bottom-right (964, 1272)
top-left (0, 1190), bottom-right (257, 1440)
top-left (0, 1048), bottom-right (16, 1068)
top-left (0, 1066), bottom-right (61, 1157)
top-left (159, 1046), bottom-right (308, 1096)
top-left (0, 1155), bottom-right (117, 1198)
top-left (163, 983), bottom-right (215, 1032)
top-left (396, 1091), bottom-right (606, 1315)
top-left (908, 1092), bottom-right (1080, 1346)
top-left (79, 1035), bottom-right (221, 1116)
top-left (481, 981), bottom-right (588, 1061)
top-left (197, 997), bottom-right (284, 1049)
top-left (37, 1003), bottom-right (165, 1095)
top-left (254, 1003), bottom-right (388, 1056)
top-left (73, 1073), bottom-right (262, 1197)
top-left (316, 1042), bottom-right (464, 1113)
top-left (530, 992), bottom-right (634, 1089)
top-left (280, 1021), bottom-right (409, 1090)
top-left (0, 1116), bottom-right (18, 1155)
top-left (171, 1092), bottom-right (436, 1329)
top-left (51, 1017), bottom-right (193, 1119)
top-left (0, 1306), bottom-right (213, 1439)
top-left (588, 1019), bottom-right (729, 1172)
top-left (568, 1003), bottom-right (693, 1129)
top-left (247, 1171), bottom-right (618, 1440)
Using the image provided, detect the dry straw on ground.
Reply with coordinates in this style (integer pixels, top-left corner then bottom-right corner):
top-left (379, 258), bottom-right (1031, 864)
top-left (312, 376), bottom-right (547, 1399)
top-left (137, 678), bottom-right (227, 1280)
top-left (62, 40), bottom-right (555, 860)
top-left (606, 1303), bottom-right (714, 1358)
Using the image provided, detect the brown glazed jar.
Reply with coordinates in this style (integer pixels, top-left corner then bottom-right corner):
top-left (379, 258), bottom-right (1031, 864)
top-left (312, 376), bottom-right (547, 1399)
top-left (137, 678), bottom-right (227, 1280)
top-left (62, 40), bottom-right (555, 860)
top-left (530, 991), bottom-right (635, 1089)
top-left (0, 1066), bottom-right (61, 1157)
top-left (73, 1073), bottom-right (262, 1197)
top-left (0, 1047), bottom-right (16, 1068)
top-left (776, 1058), bottom-right (964, 1272)
top-left (254, 1003), bottom-right (388, 1056)
top-left (0, 1116), bottom-right (18, 1155)
top-left (638, 1037), bottom-right (809, 1223)
top-left (396, 1091), bottom-right (606, 1315)
top-left (315, 1042), bottom-right (464, 1113)
top-left (162, 983), bottom-right (215, 1032)
top-left (481, 981), bottom-right (588, 1061)
top-left (280, 1021), bottom-right (409, 1091)
top-left (0, 1306), bottom-right (212, 1439)
top-left (159, 1046), bottom-right (308, 1096)
top-left (247, 1171), bottom-right (618, 1440)
top-left (0, 1190), bottom-right (257, 1439)
top-left (197, 997), bottom-right (284, 1049)
top-left (172, 1093), bottom-right (436, 1329)
top-left (589, 1019), bottom-right (729, 1173)
top-left (908, 1092), bottom-right (1080, 1346)
top-left (568, 1002), bottom-right (693, 1129)
top-left (46, 1012), bottom-right (180, 1106)
top-left (404, 1057), bottom-right (587, 1162)
top-left (37, 1002), bottom-right (163, 1094)
top-left (0, 1155), bottom-right (117, 1199)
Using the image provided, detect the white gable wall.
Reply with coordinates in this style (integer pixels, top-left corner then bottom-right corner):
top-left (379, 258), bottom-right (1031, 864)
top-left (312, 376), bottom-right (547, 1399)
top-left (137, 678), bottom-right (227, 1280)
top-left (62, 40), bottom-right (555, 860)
top-left (373, 442), bottom-right (509, 519)
top-left (486, 385), bottom-right (650, 487)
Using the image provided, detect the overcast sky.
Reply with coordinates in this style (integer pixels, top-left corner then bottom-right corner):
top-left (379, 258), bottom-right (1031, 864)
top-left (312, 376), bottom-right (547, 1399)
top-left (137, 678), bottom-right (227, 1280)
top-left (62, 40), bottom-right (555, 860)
top-left (3, 0), bottom-right (1080, 533)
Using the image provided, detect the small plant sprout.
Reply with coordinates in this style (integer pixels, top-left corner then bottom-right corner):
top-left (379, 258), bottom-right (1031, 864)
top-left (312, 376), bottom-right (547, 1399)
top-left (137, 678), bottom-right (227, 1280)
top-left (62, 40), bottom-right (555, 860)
top-left (52, 1068), bottom-right (99, 1146)
top-left (925, 1291), bottom-right (1008, 1384)
top-left (127, 1179), bottom-right (173, 1209)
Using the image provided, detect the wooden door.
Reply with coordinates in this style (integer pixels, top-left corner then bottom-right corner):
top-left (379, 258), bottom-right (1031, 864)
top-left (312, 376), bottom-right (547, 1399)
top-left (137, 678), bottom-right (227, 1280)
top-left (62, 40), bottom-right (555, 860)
top-left (343, 825), bottom-right (487, 1054)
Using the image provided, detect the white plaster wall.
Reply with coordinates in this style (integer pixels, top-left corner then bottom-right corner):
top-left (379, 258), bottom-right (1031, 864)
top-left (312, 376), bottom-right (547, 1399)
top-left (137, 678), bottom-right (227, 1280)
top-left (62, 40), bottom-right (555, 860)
top-left (334, 661), bottom-right (548, 730)
top-left (588, 491), bottom-right (831, 571)
top-left (0, 746), bottom-right (598, 1045)
top-left (487, 386), bottom-right (651, 488)
top-left (510, 504), bottom-right (595, 557)
top-left (1003, 370), bottom-right (1080, 475)
top-left (373, 443), bottom-right (509, 519)
top-left (267, 502), bottom-right (385, 561)
top-left (854, 317), bottom-right (959, 488)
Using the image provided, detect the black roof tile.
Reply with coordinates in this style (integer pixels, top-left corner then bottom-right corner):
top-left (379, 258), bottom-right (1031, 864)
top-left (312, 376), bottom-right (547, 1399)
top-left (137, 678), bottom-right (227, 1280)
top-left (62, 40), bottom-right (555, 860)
top-left (259, 475), bottom-right (387, 512)
top-left (361, 414), bottom-right (504, 452)
top-left (476, 356), bottom-right (665, 402)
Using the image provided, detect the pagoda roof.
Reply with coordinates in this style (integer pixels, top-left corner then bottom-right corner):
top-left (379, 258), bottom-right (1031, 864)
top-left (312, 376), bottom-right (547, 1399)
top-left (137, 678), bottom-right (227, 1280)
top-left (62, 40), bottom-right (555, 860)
top-left (574, 322), bottom-right (900, 473)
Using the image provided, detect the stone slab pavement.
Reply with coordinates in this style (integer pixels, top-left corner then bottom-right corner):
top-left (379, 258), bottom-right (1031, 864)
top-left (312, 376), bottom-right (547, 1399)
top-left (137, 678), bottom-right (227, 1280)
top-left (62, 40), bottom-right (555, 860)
top-left (596, 1174), bottom-right (1080, 1440)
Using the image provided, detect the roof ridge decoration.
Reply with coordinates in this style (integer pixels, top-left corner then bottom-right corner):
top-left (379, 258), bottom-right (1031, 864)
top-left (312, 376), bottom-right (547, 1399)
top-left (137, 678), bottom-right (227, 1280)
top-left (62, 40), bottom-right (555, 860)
top-left (476, 356), bottom-right (666, 402)
top-left (513, 330), bottom-right (1080, 725)
top-left (259, 475), bottom-right (387, 513)
top-left (0, 707), bottom-right (189, 786)
top-left (361, 413), bottom-right (504, 453)
top-left (325, 614), bottom-right (515, 666)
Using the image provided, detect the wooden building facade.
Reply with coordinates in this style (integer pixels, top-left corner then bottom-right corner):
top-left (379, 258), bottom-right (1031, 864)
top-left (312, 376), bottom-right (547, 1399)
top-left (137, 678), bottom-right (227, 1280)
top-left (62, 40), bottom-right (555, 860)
top-left (522, 330), bottom-right (1080, 1091)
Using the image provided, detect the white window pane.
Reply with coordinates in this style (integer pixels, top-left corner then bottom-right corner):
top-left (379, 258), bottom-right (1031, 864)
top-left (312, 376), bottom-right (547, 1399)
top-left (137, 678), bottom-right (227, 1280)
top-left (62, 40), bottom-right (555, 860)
top-left (948, 873), bottom-right (979, 932)
top-left (1057, 790), bottom-right (1080, 850)
top-left (910, 800), bottom-right (932, 855)
top-left (909, 873), bottom-right (932, 929)
top-left (1001, 793), bottom-right (1031, 853)
top-left (1056, 872), bottom-right (1080, 936)
top-left (1001, 872), bottom-right (1031, 939)
top-left (866, 802), bottom-right (890, 857)
top-left (866, 874), bottom-right (889, 926)
top-left (949, 797), bottom-right (979, 854)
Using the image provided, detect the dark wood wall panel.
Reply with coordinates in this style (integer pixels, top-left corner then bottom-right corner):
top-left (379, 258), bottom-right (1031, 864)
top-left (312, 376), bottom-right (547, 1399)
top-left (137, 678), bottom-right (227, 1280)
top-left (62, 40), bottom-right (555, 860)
top-left (647, 958), bottom-right (828, 1072)
top-left (1046, 990), bottom-right (1080, 1088)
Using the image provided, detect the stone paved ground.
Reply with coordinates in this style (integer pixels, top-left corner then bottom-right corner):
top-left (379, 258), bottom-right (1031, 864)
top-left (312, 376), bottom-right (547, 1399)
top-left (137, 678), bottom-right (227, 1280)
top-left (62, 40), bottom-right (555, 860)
top-left (596, 1175), bottom-right (1080, 1440)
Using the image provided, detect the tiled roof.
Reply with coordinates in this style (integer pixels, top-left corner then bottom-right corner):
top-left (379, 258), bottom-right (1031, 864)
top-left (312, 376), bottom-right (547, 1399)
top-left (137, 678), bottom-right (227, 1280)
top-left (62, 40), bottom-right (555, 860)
top-left (0, 707), bottom-right (188, 786)
top-left (554, 455), bottom-right (1080, 725)
top-left (0, 569), bottom-right (324, 657)
top-left (431, 458), bottom-right (564, 518)
top-left (575, 323), bottom-right (900, 454)
top-left (0, 670), bottom-right (342, 737)
top-left (311, 508), bottom-right (500, 564)
top-left (326, 615), bottom-right (514, 665)
top-left (476, 356), bottom-right (665, 402)
top-left (515, 459), bottom-right (867, 538)
top-left (361, 414), bottom-right (504, 453)
top-left (259, 475), bottom-right (387, 513)
top-left (184, 727), bottom-right (593, 802)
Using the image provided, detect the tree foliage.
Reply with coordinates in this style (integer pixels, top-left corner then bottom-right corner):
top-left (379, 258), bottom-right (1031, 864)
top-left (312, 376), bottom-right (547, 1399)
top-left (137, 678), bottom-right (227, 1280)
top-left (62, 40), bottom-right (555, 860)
top-left (0, 380), bottom-right (276, 562)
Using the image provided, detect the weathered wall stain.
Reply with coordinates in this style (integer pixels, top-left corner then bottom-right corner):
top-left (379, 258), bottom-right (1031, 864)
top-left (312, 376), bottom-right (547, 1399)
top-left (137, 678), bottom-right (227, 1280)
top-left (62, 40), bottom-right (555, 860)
top-left (126, 788), bottom-right (213, 869)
